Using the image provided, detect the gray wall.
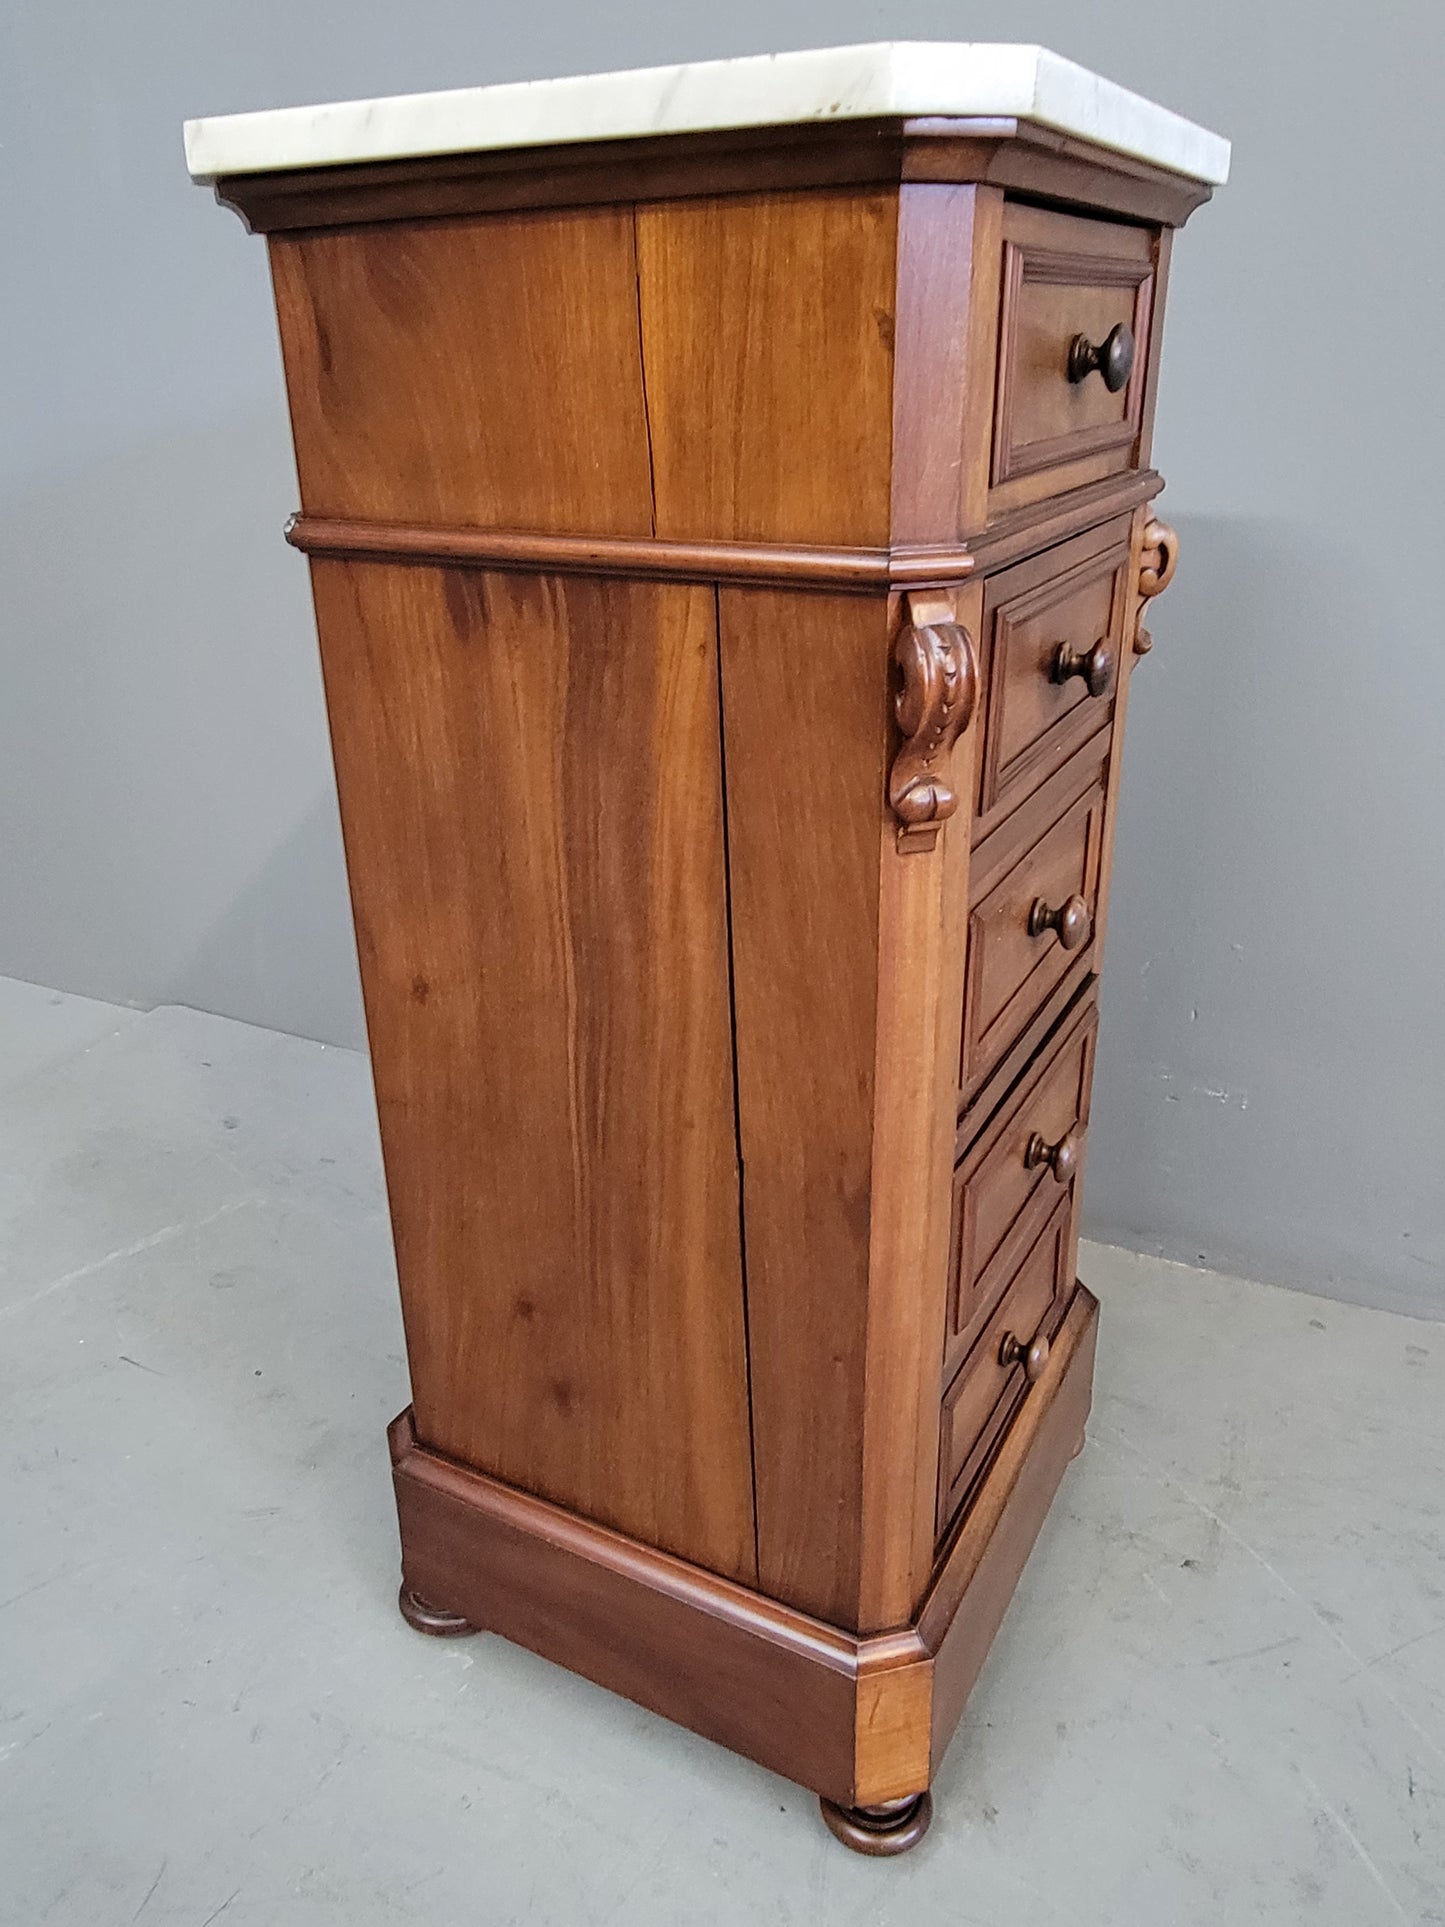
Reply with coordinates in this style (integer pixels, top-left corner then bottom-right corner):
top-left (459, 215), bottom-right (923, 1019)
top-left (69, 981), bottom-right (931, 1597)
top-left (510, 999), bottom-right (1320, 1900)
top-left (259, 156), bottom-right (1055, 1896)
top-left (3, 1), bottom-right (1442, 1318)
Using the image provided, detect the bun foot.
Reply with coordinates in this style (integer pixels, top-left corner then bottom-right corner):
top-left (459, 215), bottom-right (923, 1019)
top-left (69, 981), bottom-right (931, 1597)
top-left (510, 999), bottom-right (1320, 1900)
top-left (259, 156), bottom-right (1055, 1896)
top-left (398, 1582), bottom-right (478, 1637)
top-left (819, 1790), bottom-right (933, 1856)
top-left (1071, 1430), bottom-right (1087, 1460)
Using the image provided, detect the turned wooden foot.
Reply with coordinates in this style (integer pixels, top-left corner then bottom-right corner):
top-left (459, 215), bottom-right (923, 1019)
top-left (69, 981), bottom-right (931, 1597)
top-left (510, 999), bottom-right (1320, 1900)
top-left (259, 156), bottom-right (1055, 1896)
top-left (819, 1791), bottom-right (933, 1856)
top-left (1070, 1429), bottom-right (1087, 1460)
top-left (398, 1582), bottom-right (479, 1636)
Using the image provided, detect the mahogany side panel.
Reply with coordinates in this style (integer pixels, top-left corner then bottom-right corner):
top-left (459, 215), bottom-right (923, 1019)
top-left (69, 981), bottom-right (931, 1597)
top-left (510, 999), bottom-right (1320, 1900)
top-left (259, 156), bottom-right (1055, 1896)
top-left (636, 191), bottom-right (898, 547)
top-left (268, 207), bottom-right (654, 533)
top-left (715, 586), bottom-right (891, 1626)
top-left (309, 560), bottom-right (756, 1582)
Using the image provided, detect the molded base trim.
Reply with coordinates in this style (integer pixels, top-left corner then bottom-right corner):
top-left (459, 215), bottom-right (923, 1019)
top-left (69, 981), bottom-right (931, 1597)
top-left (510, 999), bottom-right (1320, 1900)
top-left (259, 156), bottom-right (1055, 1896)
top-left (390, 1283), bottom-right (1097, 1810)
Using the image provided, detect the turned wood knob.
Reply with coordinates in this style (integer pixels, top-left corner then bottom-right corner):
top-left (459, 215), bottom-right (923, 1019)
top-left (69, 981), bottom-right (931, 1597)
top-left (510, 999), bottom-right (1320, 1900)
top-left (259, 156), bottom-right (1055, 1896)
top-left (999, 1328), bottom-right (1051, 1383)
top-left (1051, 637), bottom-right (1115, 698)
top-left (1028, 892), bottom-right (1091, 951)
top-left (1025, 1126), bottom-right (1080, 1183)
top-left (1068, 321), bottom-right (1135, 392)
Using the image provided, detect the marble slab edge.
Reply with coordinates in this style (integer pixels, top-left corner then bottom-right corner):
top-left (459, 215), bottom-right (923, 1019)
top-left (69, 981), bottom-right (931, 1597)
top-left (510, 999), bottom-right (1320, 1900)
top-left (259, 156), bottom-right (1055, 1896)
top-left (184, 43), bottom-right (1230, 188)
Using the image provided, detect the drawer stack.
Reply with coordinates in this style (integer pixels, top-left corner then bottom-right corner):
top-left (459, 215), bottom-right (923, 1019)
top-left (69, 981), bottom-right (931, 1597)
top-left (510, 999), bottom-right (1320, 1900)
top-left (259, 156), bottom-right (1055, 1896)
top-left (935, 202), bottom-right (1181, 1545)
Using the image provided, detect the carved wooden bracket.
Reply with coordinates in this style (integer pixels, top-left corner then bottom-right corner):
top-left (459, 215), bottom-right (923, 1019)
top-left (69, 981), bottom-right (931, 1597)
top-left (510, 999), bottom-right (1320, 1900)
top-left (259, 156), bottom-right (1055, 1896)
top-left (1133, 517), bottom-right (1179, 655)
top-left (889, 598), bottom-right (978, 853)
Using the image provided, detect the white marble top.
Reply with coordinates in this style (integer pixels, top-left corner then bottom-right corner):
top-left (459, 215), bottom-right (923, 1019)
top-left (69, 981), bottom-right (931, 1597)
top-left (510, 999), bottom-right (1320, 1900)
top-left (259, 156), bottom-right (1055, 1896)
top-left (184, 44), bottom-right (1230, 186)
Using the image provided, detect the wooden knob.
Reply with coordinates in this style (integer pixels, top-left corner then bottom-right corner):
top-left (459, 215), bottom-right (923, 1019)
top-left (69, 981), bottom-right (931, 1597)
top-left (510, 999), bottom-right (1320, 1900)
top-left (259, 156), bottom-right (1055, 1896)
top-left (1028, 893), bottom-right (1091, 951)
top-left (1051, 637), bottom-right (1115, 698)
top-left (999, 1329), bottom-right (1051, 1383)
top-left (1067, 321), bottom-right (1135, 392)
top-left (1025, 1127), bottom-right (1080, 1183)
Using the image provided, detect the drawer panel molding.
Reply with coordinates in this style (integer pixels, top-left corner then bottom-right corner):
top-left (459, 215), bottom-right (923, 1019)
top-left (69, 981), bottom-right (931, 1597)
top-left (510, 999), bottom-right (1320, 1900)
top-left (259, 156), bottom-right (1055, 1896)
top-left (989, 205), bottom-right (1157, 513)
top-left (961, 779), bottom-right (1106, 1097)
top-left (975, 521), bottom-right (1133, 838)
top-left (937, 1189), bottom-right (1075, 1536)
top-left (949, 997), bottom-right (1098, 1378)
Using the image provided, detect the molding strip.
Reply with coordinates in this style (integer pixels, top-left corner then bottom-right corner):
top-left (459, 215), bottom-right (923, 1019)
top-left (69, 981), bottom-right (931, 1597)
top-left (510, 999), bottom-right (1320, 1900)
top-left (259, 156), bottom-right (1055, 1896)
top-left (287, 470), bottom-right (1163, 591)
top-left (952, 466), bottom-right (1163, 577)
top-left (287, 515), bottom-right (911, 589)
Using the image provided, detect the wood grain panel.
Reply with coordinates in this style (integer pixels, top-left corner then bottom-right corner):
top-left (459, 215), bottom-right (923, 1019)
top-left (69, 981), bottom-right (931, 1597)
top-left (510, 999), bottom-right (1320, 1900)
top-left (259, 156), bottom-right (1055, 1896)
top-left (717, 586), bottom-right (891, 1624)
top-left (269, 207), bottom-right (654, 532)
top-left (637, 191), bottom-right (898, 546)
top-left (309, 560), bottom-right (755, 1581)
top-left (889, 182), bottom-right (978, 546)
top-left (853, 1637), bottom-right (934, 1806)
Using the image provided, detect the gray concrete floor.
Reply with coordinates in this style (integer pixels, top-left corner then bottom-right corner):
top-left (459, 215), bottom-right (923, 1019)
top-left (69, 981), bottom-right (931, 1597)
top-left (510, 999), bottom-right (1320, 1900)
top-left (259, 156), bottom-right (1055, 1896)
top-left (1, 976), bottom-right (1441, 1926)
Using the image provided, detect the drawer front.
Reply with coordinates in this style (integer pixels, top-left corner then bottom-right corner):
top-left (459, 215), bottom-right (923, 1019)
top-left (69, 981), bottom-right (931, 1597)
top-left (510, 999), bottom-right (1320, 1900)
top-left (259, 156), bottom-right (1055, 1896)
top-left (975, 522), bottom-right (1133, 841)
top-left (937, 1188), bottom-right (1074, 1538)
top-left (989, 204), bottom-right (1156, 514)
top-left (947, 997), bottom-right (1097, 1380)
top-left (961, 777), bottom-right (1106, 1099)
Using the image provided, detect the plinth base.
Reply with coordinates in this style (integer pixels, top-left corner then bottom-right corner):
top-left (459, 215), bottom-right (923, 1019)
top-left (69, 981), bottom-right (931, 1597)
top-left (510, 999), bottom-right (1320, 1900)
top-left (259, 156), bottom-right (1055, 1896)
top-left (390, 1285), bottom-right (1096, 1835)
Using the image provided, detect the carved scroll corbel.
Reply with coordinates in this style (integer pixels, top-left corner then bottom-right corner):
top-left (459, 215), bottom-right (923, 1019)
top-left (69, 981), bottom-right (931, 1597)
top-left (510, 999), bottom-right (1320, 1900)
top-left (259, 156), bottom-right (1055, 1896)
top-left (1133, 517), bottom-right (1179, 655)
top-left (888, 595), bottom-right (978, 853)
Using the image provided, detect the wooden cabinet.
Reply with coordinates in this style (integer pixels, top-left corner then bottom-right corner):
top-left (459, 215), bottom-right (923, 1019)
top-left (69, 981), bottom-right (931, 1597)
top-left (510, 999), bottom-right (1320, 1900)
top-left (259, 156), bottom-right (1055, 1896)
top-left (194, 45), bottom-right (1222, 1857)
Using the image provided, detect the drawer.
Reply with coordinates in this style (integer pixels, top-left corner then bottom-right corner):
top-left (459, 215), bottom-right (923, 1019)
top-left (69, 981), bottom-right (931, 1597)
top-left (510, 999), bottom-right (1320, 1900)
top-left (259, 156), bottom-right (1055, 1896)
top-left (989, 204), bottom-right (1157, 516)
top-left (947, 996), bottom-right (1097, 1380)
top-left (975, 520), bottom-right (1133, 842)
top-left (960, 773), bottom-right (1106, 1099)
top-left (937, 1188), bottom-right (1075, 1539)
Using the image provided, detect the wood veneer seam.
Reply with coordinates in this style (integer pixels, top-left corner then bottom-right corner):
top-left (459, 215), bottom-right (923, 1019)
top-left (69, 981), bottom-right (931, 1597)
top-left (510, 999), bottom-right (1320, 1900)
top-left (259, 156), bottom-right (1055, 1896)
top-left (630, 203), bottom-right (659, 537)
top-left (712, 582), bottom-right (764, 1590)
